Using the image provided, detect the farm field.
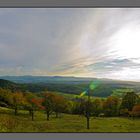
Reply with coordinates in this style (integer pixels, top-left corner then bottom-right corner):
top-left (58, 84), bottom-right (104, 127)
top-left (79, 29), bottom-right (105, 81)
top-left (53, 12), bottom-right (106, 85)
top-left (0, 107), bottom-right (140, 132)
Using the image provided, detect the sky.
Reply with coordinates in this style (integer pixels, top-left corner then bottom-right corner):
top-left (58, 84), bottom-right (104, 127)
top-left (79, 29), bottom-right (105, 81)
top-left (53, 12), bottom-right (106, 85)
top-left (1, 8), bottom-right (140, 81)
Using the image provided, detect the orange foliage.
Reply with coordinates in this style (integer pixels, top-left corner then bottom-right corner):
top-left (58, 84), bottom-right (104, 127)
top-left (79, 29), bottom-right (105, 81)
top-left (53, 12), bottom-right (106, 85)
top-left (31, 98), bottom-right (45, 110)
top-left (132, 104), bottom-right (140, 116)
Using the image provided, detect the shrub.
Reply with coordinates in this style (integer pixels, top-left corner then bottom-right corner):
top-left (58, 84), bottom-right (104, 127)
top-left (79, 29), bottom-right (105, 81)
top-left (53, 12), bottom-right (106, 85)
top-left (132, 104), bottom-right (140, 117)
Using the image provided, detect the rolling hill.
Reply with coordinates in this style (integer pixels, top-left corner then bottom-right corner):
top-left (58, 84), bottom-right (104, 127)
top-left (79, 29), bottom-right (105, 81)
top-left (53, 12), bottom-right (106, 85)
top-left (0, 79), bottom-right (21, 91)
top-left (1, 76), bottom-right (140, 97)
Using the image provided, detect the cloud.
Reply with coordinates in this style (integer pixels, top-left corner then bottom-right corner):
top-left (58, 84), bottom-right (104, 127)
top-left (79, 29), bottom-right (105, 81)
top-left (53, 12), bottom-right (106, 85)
top-left (87, 58), bottom-right (140, 72)
top-left (0, 8), bottom-right (140, 81)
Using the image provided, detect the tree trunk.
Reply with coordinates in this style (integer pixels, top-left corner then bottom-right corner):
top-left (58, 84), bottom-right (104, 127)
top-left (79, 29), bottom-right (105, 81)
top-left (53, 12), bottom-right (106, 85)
top-left (15, 107), bottom-right (17, 116)
top-left (31, 110), bottom-right (34, 121)
top-left (87, 116), bottom-right (90, 129)
top-left (47, 111), bottom-right (50, 121)
top-left (29, 110), bottom-right (32, 116)
top-left (86, 90), bottom-right (90, 129)
top-left (56, 112), bottom-right (58, 118)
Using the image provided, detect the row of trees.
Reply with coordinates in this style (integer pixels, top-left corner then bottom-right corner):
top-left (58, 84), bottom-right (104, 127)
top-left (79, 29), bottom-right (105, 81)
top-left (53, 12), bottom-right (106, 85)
top-left (1, 87), bottom-right (140, 120)
top-left (0, 88), bottom-right (68, 120)
top-left (73, 91), bottom-right (140, 117)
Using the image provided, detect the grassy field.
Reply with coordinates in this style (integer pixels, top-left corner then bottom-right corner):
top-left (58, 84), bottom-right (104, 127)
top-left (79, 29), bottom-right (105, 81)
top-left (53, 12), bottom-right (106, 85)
top-left (54, 91), bottom-right (106, 101)
top-left (0, 107), bottom-right (140, 132)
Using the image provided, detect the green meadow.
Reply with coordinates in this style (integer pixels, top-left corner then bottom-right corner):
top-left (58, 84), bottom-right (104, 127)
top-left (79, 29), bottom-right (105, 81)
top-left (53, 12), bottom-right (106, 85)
top-left (0, 107), bottom-right (140, 132)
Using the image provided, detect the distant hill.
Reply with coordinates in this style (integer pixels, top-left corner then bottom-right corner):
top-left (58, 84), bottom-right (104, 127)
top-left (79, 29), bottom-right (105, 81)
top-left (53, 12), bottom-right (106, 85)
top-left (0, 75), bottom-right (98, 83)
top-left (1, 76), bottom-right (140, 97)
top-left (0, 79), bottom-right (17, 88)
top-left (0, 79), bottom-right (21, 91)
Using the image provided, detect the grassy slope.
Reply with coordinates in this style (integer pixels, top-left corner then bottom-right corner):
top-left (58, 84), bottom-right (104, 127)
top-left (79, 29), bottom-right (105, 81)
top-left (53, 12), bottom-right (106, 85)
top-left (54, 91), bottom-right (106, 101)
top-left (0, 107), bottom-right (140, 132)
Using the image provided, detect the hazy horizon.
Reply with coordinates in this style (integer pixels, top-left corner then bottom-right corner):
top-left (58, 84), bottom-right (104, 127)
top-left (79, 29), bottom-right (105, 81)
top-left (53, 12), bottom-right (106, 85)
top-left (1, 8), bottom-right (140, 81)
top-left (1, 75), bottom-right (140, 83)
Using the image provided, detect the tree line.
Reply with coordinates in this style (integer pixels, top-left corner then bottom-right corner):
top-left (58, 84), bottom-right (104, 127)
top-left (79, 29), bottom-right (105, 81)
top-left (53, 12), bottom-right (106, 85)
top-left (0, 87), bottom-right (140, 121)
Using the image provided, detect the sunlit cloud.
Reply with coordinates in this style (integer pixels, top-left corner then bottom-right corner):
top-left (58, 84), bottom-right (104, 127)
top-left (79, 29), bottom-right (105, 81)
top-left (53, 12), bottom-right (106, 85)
top-left (1, 8), bottom-right (140, 81)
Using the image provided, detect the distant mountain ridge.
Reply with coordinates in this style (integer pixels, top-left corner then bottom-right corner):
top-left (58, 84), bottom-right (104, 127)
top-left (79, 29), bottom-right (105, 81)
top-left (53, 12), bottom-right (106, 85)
top-left (1, 76), bottom-right (140, 97)
top-left (0, 75), bottom-right (99, 83)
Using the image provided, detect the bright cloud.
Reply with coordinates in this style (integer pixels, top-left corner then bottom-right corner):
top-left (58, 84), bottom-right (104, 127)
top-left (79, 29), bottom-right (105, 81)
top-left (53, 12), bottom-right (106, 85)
top-left (1, 8), bottom-right (140, 81)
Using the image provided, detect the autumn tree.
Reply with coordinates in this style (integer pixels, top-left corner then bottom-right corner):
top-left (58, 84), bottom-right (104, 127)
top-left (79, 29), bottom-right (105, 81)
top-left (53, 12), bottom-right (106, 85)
top-left (103, 96), bottom-right (120, 116)
top-left (12, 91), bottom-right (26, 115)
top-left (131, 104), bottom-right (140, 117)
top-left (30, 98), bottom-right (44, 121)
top-left (77, 98), bottom-right (93, 117)
top-left (65, 100), bottom-right (74, 114)
top-left (52, 94), bottom-right (67, 118)
top-left (0, 88), bottom-right (13, 107)
top-left (92, 99), bottom-right (103, 116)
top-left (121, 91), bottom-right (139, 111)
top-left (24, 92), bottom-right (44, 120)
top-left (72, 100), bottom-right (81, 114)
top-left (42, 92), bottom-right (55, 120)
top-left (23, 92), bottom-right (36, 115)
